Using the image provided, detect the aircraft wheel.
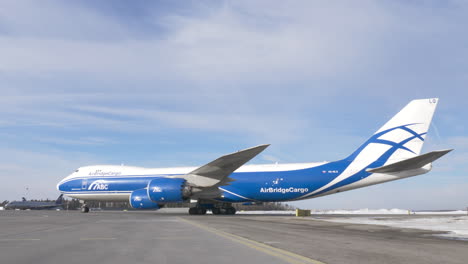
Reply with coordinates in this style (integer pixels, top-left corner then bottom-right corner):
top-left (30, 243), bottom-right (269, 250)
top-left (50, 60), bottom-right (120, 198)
top-left (198, 208), bottom-right (207, 215)
top-left (81, 206), bottom-right (89, 213)
top-left (226, 207), bottom-right (236, 215)
top-left (188, 207), bottom-right (198, 215)
top-left (212, 208), bottom-right (221, 215)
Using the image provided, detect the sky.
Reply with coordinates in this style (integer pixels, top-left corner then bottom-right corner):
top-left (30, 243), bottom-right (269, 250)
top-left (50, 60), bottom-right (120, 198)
top-left (0, 0), bottom-right (467, 209)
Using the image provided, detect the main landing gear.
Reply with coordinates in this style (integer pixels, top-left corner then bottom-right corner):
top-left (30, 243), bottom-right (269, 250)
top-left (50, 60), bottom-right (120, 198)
top-left (211, 207), bottom-right (236, 215)
top-left (188, 207), bottom-right (207, 215)
top-left (188, 202), bottom-right (236, 215)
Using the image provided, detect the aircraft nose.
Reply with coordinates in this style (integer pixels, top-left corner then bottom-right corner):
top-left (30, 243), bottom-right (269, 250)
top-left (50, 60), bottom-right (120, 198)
top-left (56, 181), bottom-right (63, 191)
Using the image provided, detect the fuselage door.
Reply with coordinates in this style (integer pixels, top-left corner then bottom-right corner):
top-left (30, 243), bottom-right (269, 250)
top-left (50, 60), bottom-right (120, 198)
top-left (82, 179), bottom-right (88, 190)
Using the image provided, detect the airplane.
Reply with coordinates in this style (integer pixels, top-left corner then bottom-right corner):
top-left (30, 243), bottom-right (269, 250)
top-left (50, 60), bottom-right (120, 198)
top-left (5, 194), bottom-right (64, 210)
top-left (57, 98), bottom-right (452, 214)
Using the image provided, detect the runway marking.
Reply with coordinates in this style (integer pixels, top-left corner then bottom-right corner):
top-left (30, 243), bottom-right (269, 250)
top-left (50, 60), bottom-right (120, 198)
top-left (178, 217), bottom-right (325, 264)
top-left (0, 238), bottom-right (40, 241)
top-left (80, 237), bottom-right (116, 241)
top-left (156, 236), bottom-right (194, 240)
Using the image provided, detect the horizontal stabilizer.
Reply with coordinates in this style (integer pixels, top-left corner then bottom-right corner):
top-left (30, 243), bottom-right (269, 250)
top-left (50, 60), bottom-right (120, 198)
top-left (184, 144), bottom-right (270, 187)
top-left (367, 149), bottom-right (453, 174)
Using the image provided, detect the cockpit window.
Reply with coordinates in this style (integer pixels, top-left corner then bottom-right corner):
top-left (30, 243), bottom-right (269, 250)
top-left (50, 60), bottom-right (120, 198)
top-left (75, 169), bottom-right (79, 172)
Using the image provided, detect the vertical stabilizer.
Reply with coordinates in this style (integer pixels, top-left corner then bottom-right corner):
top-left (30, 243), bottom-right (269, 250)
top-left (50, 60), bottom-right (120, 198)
top-left (55, 194), bottom-right (64, 205)
top-left (347, 98), bottom-right (438, 164)
top-left (306, 98), bottom-right (443, 199)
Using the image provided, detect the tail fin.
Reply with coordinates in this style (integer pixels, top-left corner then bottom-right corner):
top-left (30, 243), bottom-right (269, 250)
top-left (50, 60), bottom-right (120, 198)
top-left (55, 194), bottom-right (64, 205)
top-left (346, 98), bottom-right (439, 165)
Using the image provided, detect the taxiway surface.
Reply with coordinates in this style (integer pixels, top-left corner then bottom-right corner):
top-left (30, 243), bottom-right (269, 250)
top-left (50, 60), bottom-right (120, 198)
top-left (0, 210), bottom-right (466, 264)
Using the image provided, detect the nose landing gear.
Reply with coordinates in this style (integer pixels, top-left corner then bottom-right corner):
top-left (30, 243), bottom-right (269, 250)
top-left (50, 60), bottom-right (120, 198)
top-left (81, 203), bottom-right (89, 213)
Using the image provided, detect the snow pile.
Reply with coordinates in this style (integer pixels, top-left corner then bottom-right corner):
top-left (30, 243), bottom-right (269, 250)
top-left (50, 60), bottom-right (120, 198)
top-left (307, 208), bottom-right (467, 215)
top-left (234, 209), bottom-right (467, 215)
top-left (237, 210), bottom-right (296, 215)
top-left (323, 216), bottom-right (468, 240)
top-left (311, 208), bottom-right (409, 214)
top-left (414, 210), bottom-right (467, 215)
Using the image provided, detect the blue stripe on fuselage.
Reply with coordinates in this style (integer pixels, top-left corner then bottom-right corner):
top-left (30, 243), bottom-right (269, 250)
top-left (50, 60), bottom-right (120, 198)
top-left (219, 161), bottom-right (350, 202)
top-left (58, 162), bottom-right (350, 202)
top-left (58, 124), bottom-right (428, 203)
top-left (58, 176), bottom-right (160, 193)
top-left (219, 124), bottom-right (427, 202)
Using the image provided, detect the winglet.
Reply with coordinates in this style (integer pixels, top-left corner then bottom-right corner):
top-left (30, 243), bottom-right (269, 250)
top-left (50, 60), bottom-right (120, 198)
top-left (184, 144), bottom-right (270, 187)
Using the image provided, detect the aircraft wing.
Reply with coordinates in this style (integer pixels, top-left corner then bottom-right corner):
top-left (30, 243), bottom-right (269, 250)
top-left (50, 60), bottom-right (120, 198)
top-left (183, 144), bottom-right (270, 188)
top-left (367, 149), bottom-right (453, 174)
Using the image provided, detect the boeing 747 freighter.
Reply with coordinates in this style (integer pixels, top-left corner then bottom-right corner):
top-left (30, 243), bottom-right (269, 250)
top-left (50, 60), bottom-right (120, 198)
top-left (57, 98), bottom-right (451, 214)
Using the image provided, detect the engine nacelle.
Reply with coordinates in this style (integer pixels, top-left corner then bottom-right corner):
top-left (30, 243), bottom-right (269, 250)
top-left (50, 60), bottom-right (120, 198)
top-left (147, 178), bottom-right (190, 203)
top-left (129, 188), bottom-right (160, 209)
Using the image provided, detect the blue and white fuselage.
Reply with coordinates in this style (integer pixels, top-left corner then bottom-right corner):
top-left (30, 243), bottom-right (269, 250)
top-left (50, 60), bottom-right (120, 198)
top-left (58, 162), bottom-right (329, 202)
top-left (56, 99), bottom-right (451, 214)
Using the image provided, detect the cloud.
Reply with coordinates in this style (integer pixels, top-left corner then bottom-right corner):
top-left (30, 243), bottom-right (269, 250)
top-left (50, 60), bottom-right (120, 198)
top-left (0, 0), bottom-right (394, 83)
top-left (2, 1), bottom-right (467, 103)
top-left (261, 154), bottom-right (281, 163)
top-left (421, 135), bottom-right (468, 174)
top-left (0, 147), bottom-right (100, 200)
top-left (447, 136), bottom-right (468, 149)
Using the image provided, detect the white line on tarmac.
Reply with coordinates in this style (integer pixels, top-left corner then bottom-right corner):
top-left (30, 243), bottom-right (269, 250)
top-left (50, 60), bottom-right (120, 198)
top-left (0, 238), bottom-right (41, 241)
top-left (79, 237), bottom-right (117, 240)
top-left (178, 217), bottom-right (326, 264)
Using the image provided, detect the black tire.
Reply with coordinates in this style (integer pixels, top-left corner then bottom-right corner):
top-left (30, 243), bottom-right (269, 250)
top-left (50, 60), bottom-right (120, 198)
top-left (226, 207), bottom-right (236, 215)
top-left (198, 208), bottom-right (207, 215)
top-left (188, 207), bottom-right (198, 215)
top-left (212, 208), bottom-right (221, 215)
top-left (81, 206), bottom-right (89, 213)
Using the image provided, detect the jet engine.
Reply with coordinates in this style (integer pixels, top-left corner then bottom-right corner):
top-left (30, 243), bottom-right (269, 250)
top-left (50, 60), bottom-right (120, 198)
top-left (147, 178), bottom-right (191, 203)
top-left (129, 188), bottom-right (160, 209)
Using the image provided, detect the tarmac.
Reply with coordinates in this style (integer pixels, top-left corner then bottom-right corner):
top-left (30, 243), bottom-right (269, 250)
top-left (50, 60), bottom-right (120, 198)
top-left (1, 210), bottom-right (467, 264)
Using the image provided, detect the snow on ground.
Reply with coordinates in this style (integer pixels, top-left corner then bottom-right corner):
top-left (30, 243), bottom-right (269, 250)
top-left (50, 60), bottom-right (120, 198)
top-left (309, 208), bottom-right (467, 215)
top-left (156, 208), bottom-right (468, 239)
top-left (237, 208), bottom-right (468, 240)
top-left (237, 210), bottom-right (296, 215)
top-left (321, 215), bottom-right (468, 240)
top-left (311, 208), bottom-right (409, 214)
top-left (413, 210), bottom-right (467, 215)
top-left (237, 208), bottom-right (467, 215)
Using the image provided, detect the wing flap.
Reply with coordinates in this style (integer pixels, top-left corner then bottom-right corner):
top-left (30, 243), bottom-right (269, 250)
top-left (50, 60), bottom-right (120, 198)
top-left (184, 144), bottom-right (269, 187)
top-left (367, 149), bottom-right (453, 174)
